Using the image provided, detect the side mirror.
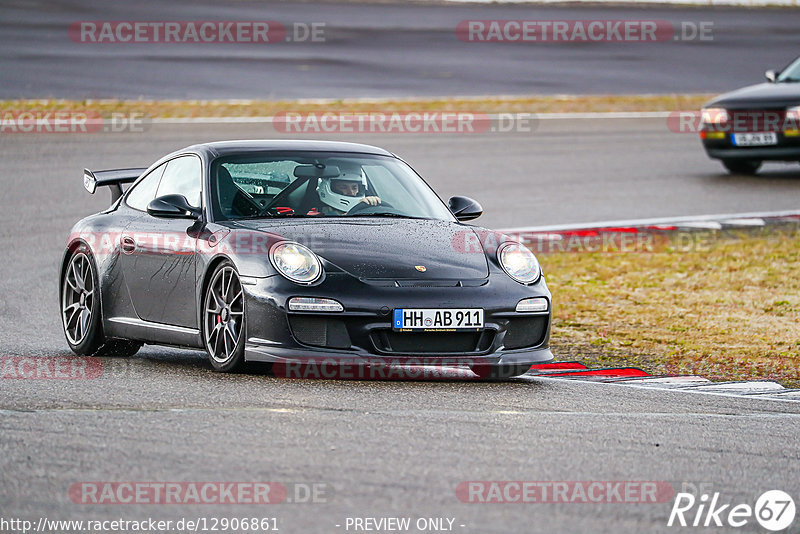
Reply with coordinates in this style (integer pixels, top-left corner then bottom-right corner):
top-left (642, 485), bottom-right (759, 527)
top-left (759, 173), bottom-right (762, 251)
top-left (448, 196), bottom-right (483, 222)
top-left (147, 194), bottom-right (201, 219)
top-left (765, 69), bottom-right (778, 83)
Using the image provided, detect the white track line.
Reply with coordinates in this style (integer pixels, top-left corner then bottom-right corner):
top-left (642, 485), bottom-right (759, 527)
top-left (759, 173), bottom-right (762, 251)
top-left (534, 111), bottom-right (671, 120)
top-left (501, 209), bottom-right (800, 233)
top-left (677, 221), bottom-right (725, 230)
top-left (530, 376), bottom-right (800, 404)
top-left (720, 218), bottom-right (766, 226)
top-left (608, 376), bottom-right (711, 386)
top-left (153, 117), bottom-right (276, 124)
top-left (149, 111), bottom-right (674, 125)
top-left (440, 0), bottom-right (800, 5)
top-left (683, 381), bottom-right (787, 393)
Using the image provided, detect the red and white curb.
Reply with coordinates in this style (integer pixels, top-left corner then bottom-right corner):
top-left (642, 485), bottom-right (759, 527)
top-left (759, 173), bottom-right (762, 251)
top-left (500, 209), bottom-right (800, 237)
top-left (523, 362), bottom-right (800, 403)
top-left (502, 210), bottom-right (800, 402)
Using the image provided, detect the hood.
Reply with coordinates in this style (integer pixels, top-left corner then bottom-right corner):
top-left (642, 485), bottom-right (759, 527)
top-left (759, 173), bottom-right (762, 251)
top-left (706, 82), bottom-right (800, 110)
top-left (233, 218), bottom-right (490, 280)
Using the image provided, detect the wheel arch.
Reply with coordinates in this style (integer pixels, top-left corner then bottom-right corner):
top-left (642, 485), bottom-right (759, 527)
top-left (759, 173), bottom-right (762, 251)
top-left (198, 254), bottom-right (237, 336)
top-left (60, 239), bottom-right (105, 321)
top-left (59, 240), bottom-right (108, 350)
top-left (198, 255), bottom-right (249, 371)
top-left (59, 239), bottom-right (87, 285)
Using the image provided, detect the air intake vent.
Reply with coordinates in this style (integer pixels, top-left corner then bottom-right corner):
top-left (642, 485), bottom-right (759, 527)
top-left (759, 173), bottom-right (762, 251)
top-left (288, 316), bottom-right (351, 349)
top-left (371, 330), bottom-right (493, 354)
top-left (395, 280), bottom-right (461, 287)
top-left (503, 317), bottom-right (547, 350)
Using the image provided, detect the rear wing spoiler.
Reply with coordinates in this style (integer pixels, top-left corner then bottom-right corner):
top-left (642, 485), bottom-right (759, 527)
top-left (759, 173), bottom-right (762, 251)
top-left (83, 168), bottom-right (147, 202)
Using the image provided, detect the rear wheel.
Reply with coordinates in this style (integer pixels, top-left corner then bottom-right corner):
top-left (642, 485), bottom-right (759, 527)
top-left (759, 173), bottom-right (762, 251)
top-left (62, 249), bottom-right (102, 354)
top-left (61, 247), bottom-right (142, 357)
top-left (722, 159), bottom-right (761, 175)
top-left (203, 262), bottom-right (246, 372)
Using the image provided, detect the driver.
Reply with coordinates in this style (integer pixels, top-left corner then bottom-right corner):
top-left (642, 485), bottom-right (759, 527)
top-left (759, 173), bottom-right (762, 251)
top-left (316, 170), bottom-right (381, 215)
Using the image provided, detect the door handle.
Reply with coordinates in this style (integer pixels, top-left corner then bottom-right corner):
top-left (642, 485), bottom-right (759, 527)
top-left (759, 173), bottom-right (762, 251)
top-left (121, 235), bottom-right (136, 254)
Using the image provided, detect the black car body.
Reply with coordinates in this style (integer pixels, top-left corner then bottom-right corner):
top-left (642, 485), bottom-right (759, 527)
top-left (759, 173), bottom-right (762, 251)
top-left (60, 140), bottom-right (553, 378)
top-left (700, 56), bottom-right (800, 174)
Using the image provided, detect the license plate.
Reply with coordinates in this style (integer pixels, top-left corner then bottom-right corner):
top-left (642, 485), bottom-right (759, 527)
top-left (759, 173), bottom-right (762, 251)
top-left (393, 308), bottom-right (483, 330)
top-left (732, 132), bottom-right (778, 147)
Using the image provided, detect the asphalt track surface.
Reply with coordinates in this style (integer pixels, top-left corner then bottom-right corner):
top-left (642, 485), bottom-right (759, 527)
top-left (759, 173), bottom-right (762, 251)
top-left (2, 0), bottom-right (800, 99)
top-left (1, 122), bottom-right (800, 532)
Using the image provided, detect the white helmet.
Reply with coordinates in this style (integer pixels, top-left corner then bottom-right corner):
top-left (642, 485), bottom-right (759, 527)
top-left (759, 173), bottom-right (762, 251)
top-left (317, 171), bottom-right (367, 213)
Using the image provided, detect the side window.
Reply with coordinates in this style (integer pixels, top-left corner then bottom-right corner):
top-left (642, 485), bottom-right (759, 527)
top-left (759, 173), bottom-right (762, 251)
top-left (125, 164), bottom-right (166, 211)
top-left (156, 156), bottom-right (202, 208)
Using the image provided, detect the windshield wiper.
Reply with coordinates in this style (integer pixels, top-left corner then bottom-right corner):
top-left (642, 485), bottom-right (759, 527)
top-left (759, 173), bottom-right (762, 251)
top-left (344, 212), bottom-right (423, 219)
top-left (237, 212), bottom-right (307, 220)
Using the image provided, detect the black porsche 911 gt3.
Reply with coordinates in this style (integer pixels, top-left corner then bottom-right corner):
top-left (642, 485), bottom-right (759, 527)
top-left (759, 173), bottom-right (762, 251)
top-left (61, 140), bottom-right (553, 378)
top-left (700, 55), bottom-right (800, 175)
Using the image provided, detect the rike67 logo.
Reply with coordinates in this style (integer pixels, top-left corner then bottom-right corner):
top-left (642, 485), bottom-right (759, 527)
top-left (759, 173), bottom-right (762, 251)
top-left (668, 490), bottom-right (795, 531)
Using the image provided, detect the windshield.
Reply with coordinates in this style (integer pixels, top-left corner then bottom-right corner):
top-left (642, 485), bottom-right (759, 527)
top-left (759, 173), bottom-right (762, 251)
top-left (777, 57), bottom-right (800, 82)
top-left (210, 152), bottom-right (456, 221)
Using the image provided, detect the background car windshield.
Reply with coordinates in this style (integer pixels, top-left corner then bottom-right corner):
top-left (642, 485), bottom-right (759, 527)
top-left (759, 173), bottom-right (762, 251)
top-left (210, 152), bottom-right (455, 221)
top-left (777, 57), bottom-right (800, 82)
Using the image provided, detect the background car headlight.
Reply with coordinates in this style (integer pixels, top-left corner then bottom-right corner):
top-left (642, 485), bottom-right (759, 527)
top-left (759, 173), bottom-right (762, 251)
top-left (701, 107), bottom-right (729, 125)
top-left (497, 242), bottom-right (541, 284)
top-left (270, 242), bottom-right (322, 284)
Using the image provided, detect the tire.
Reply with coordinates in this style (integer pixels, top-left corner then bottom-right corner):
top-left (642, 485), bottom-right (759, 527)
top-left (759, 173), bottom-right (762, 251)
top-left (722, 159), bottom-right (761, 175)
top-left (61, 246), bottom-right (142, 357)
top-left (471, 363), bottom-right (533, 380)
top-left (61, 248), bottom-right (104, 355)
top-left (203, 261), bottom-right (247, 372)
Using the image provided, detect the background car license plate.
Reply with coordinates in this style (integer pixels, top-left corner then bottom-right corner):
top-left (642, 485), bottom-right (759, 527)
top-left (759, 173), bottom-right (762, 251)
top-left (732, 132), bottom-right (778, 146)
top-left (393, 308), bottom-right (483, 330)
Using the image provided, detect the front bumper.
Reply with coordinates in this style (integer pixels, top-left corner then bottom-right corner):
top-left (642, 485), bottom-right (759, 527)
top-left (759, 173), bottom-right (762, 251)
top-left (241, 272), bottom-right (553, 367)
top-left (702, 132), bottom-right (800, 162)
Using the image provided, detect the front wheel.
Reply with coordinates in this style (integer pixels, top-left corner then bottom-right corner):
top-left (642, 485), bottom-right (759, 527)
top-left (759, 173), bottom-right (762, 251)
top-left (203, 262), bottom-right (246, 372)
top-left (722, 159), bottom-right (761, 175)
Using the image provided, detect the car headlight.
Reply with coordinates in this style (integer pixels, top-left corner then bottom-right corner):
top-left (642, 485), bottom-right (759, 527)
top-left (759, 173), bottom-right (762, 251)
top-left (497, 242), bottom-right (541, 284)
top-left (786, 106), bottom-right (800, 122)
top-left (701, 107), bottom-right (729, 125)
top-left (269, 242), bottom-right (322, 284)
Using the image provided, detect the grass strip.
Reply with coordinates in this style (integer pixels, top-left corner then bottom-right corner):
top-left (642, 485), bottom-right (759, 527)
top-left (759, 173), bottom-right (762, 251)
top-left (0, 94), bottom-right (714, 118)
top-left (542, 225), bottom-right (800, 387)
